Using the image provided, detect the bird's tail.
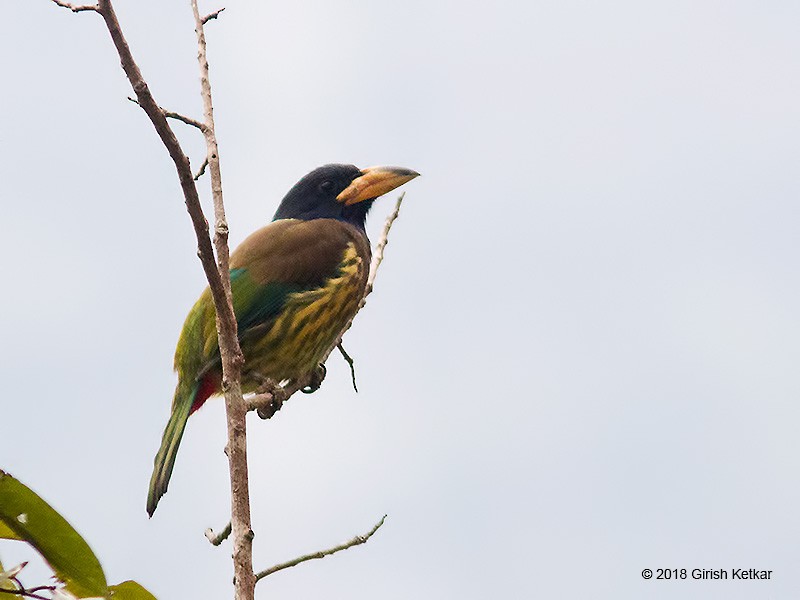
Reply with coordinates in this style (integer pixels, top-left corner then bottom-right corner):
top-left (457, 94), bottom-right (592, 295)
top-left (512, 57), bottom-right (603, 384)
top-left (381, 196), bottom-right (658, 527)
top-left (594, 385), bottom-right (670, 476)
top-left (146, 383), bottom-right (197, 517)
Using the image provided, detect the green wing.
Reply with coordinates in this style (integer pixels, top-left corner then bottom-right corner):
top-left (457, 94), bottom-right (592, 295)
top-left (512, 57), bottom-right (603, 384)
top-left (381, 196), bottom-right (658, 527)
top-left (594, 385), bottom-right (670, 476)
top-left (231, 268), bottom-right (305, 340)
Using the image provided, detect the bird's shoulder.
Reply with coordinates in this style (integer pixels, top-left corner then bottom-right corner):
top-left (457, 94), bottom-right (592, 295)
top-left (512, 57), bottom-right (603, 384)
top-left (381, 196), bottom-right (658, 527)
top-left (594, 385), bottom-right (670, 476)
top-left (230, 218), bottom-right (370, 286)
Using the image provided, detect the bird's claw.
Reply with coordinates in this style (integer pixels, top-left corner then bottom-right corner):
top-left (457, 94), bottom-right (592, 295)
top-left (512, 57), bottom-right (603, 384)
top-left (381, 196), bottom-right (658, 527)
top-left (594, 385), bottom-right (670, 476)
top-left (301, 363), bottom-right (327, 394)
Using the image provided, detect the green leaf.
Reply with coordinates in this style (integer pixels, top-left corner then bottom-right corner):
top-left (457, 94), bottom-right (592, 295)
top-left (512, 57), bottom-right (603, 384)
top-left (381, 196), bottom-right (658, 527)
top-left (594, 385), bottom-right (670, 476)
top-left (0, 574), bottom-right (17, 592)
top-left (0, 470), bottom-right (107, 598)
top-left (0, 520), bottom-right (22, 540)
top-left (108, 581), bottom-right (158, 600)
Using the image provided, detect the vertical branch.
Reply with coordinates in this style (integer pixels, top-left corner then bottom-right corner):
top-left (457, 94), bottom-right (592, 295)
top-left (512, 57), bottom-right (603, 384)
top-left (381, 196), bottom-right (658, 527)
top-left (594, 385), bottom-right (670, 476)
top-left (62, 0), bottom-right (251, 595)
top-left (190, 2), bottom-right (255, 599)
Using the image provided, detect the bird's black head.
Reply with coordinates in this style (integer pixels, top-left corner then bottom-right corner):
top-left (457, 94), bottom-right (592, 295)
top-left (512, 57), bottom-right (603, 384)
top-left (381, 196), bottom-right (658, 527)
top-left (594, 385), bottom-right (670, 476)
top-left (272, 163), bottom-right (419, 231)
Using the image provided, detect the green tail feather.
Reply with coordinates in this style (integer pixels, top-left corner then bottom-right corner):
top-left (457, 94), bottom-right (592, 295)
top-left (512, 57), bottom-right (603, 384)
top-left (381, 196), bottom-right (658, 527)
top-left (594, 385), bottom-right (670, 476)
top-left (147, 383), bottom-right (197, 517)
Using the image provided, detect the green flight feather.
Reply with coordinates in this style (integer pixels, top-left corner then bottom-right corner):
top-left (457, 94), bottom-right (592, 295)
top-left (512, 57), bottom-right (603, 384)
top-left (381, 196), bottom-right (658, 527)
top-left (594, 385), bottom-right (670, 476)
top-left (146, 380), bottom-right (196, 517)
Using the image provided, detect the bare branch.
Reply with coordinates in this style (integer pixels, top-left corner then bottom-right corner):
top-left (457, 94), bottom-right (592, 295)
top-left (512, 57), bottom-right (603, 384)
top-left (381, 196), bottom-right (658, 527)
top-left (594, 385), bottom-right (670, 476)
top-left (205, 521), bottom-right (233, 546)
top-left (50, 0), bottom-right (99, 12)
top-left (126, 96), bottom-right (206, 131)
top-left (163, 109), bottom-right (207, 131)
top-left (255, 515), bottom-right (387, 582)
top-left (193, 156), bottom-right (209, 180)
top-left (366, 192), bottom-right (405, 296)
top-left (202, 7), bottom-right (226, 23)
top-left (61, 0), bottom-right (250, 595)
top-left (191, 1), bottom-right (254, 598)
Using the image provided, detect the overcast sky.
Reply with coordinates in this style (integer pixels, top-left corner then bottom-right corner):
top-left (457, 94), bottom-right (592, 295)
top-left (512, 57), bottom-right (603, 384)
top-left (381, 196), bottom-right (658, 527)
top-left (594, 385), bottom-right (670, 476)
top-left (3, 1), bottom-right (800, 598)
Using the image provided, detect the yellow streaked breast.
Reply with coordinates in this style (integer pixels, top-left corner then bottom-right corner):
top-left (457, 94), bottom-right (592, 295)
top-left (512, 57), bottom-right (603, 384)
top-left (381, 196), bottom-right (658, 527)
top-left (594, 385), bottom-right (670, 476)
top-left (240, 242), bottom-right (367, 387)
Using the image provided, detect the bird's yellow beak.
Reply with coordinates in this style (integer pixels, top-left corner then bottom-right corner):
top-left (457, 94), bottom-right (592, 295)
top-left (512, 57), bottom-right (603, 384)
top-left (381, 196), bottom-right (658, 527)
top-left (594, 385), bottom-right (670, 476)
top-left (337, 166), bottom-right (420, 205)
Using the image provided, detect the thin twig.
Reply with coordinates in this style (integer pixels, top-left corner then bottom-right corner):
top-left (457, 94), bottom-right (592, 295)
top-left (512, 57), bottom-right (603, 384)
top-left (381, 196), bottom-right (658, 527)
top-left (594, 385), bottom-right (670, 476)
top-left (366, 192), bottom-right (404, 296)
top-left (163, 109), bottom-right (207, 131)
top-left (336, 343), bottom-right (358, 392)
top-left (0, 585), bottom-right (54, 600)
top-left (126, 96), bottom-right (206, 131)
top-left (205, 521), bottom-right (233, 546)
top-left (317, 193), bottom-right (405, 360)
top-left (50, 0), bottom-right (99, 12)
top-left (17, 586), bottom-right (56, 595)
top-left (202, 7), bottom-right (225, 23)
top-left (324, 193), bottom-right (405, 355)
top-left (255, 515), bottom-right (387, 582)
top-left (194, 156), bottom-right (209, 180)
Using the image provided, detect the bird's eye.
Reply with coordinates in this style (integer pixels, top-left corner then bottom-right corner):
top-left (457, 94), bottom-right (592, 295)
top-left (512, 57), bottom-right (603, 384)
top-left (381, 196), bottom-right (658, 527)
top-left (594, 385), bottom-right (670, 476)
top-left (319, 180), bottom-right (333, 192)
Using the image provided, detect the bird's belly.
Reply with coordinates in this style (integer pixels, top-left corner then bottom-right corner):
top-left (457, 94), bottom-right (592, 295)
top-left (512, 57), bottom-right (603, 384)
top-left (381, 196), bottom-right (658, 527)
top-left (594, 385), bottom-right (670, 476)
top-left (240, 271), bottom-right (365, 388)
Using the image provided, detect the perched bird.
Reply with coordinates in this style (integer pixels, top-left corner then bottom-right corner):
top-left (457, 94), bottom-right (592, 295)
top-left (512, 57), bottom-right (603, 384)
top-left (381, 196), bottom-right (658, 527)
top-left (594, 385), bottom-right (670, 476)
top-left (147, 164), bottom-right (419, 516)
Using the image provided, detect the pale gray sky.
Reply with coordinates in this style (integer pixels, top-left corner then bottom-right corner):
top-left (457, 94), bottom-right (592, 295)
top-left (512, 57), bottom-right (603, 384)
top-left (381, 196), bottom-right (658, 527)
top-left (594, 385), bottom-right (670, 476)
top-left (3, 1), bottom-right (800, 598)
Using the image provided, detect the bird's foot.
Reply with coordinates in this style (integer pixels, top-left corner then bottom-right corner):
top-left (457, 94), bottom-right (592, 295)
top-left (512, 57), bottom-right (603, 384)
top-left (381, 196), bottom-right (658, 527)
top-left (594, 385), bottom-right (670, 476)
top-left (248, 374), bottom-right (287, 419)
top-left (247, 364), bottom-right (327, 418)
top-left (254, 390), bottom-right (286, 420)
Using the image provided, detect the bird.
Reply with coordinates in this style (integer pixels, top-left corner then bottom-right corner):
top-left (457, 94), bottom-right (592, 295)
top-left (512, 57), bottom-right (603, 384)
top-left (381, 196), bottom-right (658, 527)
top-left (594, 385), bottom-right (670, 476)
top-left (146, 163), bottom-right (419, 516)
